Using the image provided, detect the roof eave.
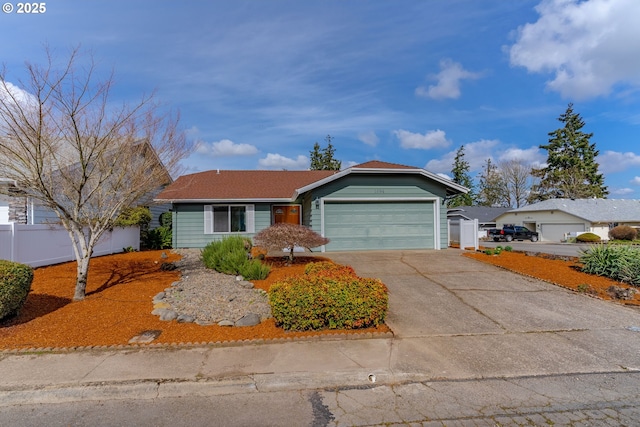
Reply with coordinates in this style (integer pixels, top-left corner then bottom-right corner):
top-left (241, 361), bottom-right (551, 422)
top-left (154, 197), bottom-right (294, 204)
top-left (293, 167), bottom-right (468, 198)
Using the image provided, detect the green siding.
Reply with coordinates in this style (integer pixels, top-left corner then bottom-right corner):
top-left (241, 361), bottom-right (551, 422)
top-left (173, 203), bottom-right (271, 248)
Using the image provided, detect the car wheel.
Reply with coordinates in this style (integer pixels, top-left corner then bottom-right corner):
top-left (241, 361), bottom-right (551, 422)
top-left (505, 235), bottom-right (513, 242)
top-left (531, 235), bottom-right (538, 242)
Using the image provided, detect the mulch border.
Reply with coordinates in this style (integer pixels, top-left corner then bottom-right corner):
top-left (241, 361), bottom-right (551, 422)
top-left (0, 330), bottom-right (395, 354)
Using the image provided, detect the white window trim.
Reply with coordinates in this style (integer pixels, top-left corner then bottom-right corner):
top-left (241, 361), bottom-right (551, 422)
top-left (204, 204), bottom-right (255, 234)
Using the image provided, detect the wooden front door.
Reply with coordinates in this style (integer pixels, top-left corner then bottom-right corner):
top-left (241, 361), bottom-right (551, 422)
top-left (273, 205), bottom-right (301, 225)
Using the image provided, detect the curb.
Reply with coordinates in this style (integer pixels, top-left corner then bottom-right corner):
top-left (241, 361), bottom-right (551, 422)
top-left (0, 368), bottom-right (430, 407)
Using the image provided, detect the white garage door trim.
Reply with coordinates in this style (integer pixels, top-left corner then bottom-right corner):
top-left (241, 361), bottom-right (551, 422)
top-left (319, 197), bottom-right (441, 252)
top-left (540, 223), bottom-right (585, 242)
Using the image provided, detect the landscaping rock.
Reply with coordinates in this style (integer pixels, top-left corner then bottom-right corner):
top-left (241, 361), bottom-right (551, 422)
top-left (235, 313), bottom-right (261, 327)
top-left (217, 320), bottom-right (235, 327)
top-left (238, 280), bottom-right (254, 289)
top-left (177, 314), bottom-right (195, 323)
top-left (607, 285), bottom-right (637, 300)
top-left (153, 292), bottom-right (165, 303)
top-left (159, 310), bottom-right (178, 321)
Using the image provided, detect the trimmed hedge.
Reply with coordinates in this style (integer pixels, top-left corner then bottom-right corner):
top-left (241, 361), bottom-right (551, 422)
top-left (201, 236), bottom-right (270, 280)
top-left (269, 261), bottom-right (388, 331)
top-left (576, 232), bottom-right (601, 243)
top-left (0, 260), bottom-right (34, 320)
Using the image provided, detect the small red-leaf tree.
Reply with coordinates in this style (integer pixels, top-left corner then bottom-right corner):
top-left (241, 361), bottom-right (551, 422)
top-left (253, 223), bottom-right (329, 262)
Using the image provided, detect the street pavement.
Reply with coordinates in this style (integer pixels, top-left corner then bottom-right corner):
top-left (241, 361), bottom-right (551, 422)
top-left (1, 249), bottom-right (640, 426)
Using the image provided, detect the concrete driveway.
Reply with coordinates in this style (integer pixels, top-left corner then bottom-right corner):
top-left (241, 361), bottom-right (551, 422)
top-left (325, 249), bottom-right (640, 379)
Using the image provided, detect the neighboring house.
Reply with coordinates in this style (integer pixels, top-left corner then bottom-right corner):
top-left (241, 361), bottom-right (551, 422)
top-left (447, 206), bottom-right (512, 237)
top-left (0, 140), bottom-right (172, 226)
top-left (494, 198), bottom-right (640, 241)
top-left (154, 161), bottom-right (468, 252)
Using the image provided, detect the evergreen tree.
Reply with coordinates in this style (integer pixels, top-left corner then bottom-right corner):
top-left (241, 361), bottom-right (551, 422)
top-left (477, 158), bottom-right (506, 207)
top-left (309, 135), bottom-right (341, 170)
top-left (529, 104), bottom-right (608, 202)
top-left (447, 145), bottom-right (475, 207)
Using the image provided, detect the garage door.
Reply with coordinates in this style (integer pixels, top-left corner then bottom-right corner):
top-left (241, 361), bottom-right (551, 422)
top-left (323, 201), bottom-right (435, 251)
top-left (540, 223), bottom-right (585, 242)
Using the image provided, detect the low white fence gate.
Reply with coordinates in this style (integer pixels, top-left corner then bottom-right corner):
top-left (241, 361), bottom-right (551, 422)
top-left (448, 218), bottom-right (479, 251)
top-left (0, 224), bottom-right (139, 267)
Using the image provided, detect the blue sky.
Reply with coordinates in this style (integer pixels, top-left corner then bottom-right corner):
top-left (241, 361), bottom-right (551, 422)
top-left (2, 0), bottom-right (640, 198)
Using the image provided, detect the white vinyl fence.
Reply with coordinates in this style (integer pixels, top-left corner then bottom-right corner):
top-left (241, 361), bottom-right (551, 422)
top-left (448, 218), bottom-right (479, 251)
top-left (0, 224), bottom-right (139, 267)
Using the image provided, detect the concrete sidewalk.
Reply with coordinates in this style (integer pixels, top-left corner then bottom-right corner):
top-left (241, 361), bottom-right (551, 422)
top-left (1, 249), bottom-right (640, 406)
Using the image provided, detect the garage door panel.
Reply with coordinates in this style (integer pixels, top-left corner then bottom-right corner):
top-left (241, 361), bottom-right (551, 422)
top-left (540, 223), bottom-right (585, 242)
top-left (324, 201), bottom-right (434, 251)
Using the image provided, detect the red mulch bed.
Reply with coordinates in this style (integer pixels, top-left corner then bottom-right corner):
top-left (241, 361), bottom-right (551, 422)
top-left (0, 251), bottom-right (390, 350)
top-left (465, 250), bottom-right (640, 307)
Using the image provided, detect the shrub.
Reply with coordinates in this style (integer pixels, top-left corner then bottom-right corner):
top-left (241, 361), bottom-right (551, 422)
top-left (580, 244), bottom-right (640, 286)
top-left (576, 232), bottom-right (601, 243)
top-left (201, 236), bottom-right (270, 280)
top-left (269, 270), bottom-right (388, 331)
top-left (303, 261), bottom-right (356, 277)
top-left (0, 260), bottom-right (34, 320)
top-left (143, 211), bottom-right (174, 250)
top-left (609, 225), bottom-right (638, 241)
top-left (254, 223), bottom-right (329, 262)
top-left (144, 226), bottom-right (172, 249)
top-left (484, 249), bottom-right (494, 255)
top-left (504, 246), bottom-right (513, 252)
top-left (114, 206), bottom-right (152, 228)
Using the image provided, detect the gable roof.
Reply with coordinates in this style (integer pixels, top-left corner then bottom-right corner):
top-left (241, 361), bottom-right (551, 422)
top-left (155, 169), bottom-right (336, 202)
top-left (447, 206), bottom-right (512, 222)
top-left (155, 160), bottom-right (468, 203)
top-left (508, 198), bottom-right (640, 223)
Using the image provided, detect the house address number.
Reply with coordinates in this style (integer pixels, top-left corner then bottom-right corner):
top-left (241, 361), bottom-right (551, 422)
top-left (374, 189), bottom-right (385, 194)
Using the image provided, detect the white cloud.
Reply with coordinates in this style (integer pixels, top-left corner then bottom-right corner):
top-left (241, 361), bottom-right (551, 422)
top-left (509, 0), bottom-right (640, 99)
top-left (497, 146), bottom-right (547, 169)
top-left (612, 187), bottom-right (634, 195)
top-left (598, 150), bottom-right (640, 174)
top-left (632, 177), bottom-right (640, 186)
top-left (195, 139), bottom-right (258, 157)
top-left (358, 131), bottom-right (379, 147)
top-left (258, 153), bottom-right (308, 170)
top-left (415, 59), bottom-right (481, 100)
top-left (0, 81), bottom-right (36, 107)
top-left (424, 139), bottom-right (500, 174)
top-left (394, 129), bottom-right (451, 150)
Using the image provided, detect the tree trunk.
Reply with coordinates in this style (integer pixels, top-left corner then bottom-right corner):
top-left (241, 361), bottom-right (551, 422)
top-left (289, 247), bottom-right (295, 262)
top-left (73, 253), bottom-right (92, 301)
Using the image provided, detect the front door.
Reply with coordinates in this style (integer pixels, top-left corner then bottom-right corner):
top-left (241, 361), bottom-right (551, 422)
top-left (273, 205), bottom-right (301, 225)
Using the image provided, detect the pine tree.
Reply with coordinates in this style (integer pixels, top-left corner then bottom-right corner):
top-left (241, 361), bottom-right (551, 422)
top-left (477, 158), bottom-right (505, 207)
top-left (529, 104), bottom-right (608, 202)
top-left (447, 145), bottom-right (475, 207)
top-left (309, 135), bottom-right (341, 170)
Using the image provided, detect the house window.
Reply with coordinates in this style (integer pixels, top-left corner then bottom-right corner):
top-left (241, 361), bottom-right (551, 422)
top-left (204, 205), bottom-right (255, 234)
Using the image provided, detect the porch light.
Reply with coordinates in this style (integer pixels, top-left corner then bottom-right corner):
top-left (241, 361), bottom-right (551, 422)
top-left (315, 198), bottom-right (320, 209)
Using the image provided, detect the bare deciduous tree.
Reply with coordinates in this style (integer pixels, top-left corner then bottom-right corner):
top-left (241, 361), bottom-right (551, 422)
top-left (498, 159), bottom-right (532, 208)
top-left (0, 47), bottom-right (189, 300)
top-left (253, 223), bottom-right (329, 262)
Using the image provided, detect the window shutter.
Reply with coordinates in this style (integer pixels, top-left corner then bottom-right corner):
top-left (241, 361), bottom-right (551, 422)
top-left (204, 205), bottom-right (213, 234)
top-left (246, 204), bottom-right (255, 233)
